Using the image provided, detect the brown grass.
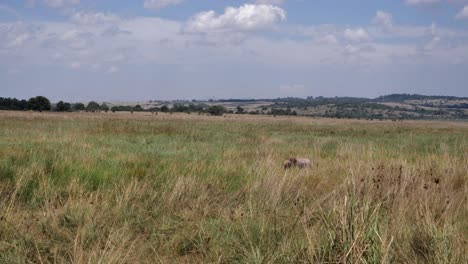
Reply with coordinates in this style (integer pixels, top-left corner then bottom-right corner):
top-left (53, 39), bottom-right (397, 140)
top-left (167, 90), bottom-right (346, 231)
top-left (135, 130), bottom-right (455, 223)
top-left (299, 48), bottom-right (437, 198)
top-left (0, 111), bottom-right (466, 263)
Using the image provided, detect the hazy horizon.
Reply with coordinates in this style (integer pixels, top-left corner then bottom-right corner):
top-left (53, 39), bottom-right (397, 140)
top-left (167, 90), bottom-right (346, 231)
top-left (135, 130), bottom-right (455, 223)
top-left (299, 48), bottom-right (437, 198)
top-left (2, 0), bottom-right (468, 101)
top-left (3, 92), bottom-right (468, 104)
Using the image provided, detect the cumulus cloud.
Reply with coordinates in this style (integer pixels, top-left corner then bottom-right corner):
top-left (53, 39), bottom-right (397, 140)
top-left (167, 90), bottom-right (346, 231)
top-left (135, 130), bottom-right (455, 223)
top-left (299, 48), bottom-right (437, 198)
top-left (254, 0), bottom-right (286, 5)
top-left (70, 12), bottom-right (120, 25)
top-left (344, 28), bottom-right (370, 42)
top-left (405, 0), bottom-right (440, 5)
top-left (183, 4), bottom-right (286, 33)
top-left (143, 0), bottom-right (183, 10)
top-left (107, 65), bottom-right (119, 73)
top-left (316, 34), bottom-right (339, 45)
top-left (69, 61), bottom-right (81, 69)
top-left (44, 0), bottom-right (80, 8)
top-left (424, 36), bottom-right (442, 50)
top-left (0, 22), bottom-right (40, 49)
top-left (1, 7), bottom-right (468, 76)
top-left (455, 5), bottom-right (468, 19)
top-left (58, 29), bottom-right (93, 50)
top-left (372, 11), bottom-right (393, 32)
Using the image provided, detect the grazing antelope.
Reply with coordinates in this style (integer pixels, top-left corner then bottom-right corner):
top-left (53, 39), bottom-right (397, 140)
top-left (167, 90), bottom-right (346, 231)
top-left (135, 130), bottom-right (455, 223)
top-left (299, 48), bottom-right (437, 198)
top-left (283, 157), bottom-right (312, 169)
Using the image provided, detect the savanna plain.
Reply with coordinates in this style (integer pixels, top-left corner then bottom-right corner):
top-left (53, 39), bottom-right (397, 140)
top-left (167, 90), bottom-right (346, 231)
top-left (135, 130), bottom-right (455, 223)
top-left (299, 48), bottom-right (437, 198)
top-left (0, 111), bottom-right (467, 263)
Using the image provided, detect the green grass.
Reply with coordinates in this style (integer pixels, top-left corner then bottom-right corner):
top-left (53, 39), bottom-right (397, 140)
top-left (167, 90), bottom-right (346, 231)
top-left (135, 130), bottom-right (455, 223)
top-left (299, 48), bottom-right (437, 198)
top-left (0, 112), bottom-right (467, 263)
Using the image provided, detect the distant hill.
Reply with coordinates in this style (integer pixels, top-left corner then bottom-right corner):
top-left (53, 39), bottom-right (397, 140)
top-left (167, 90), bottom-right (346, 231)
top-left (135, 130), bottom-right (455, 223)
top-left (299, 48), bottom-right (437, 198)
top-left (374, 94), bottom-right (468, 102)
top-left (2, 93), bottom-right (467, 120)
top-left (206, 94), bottom-right (468, 120)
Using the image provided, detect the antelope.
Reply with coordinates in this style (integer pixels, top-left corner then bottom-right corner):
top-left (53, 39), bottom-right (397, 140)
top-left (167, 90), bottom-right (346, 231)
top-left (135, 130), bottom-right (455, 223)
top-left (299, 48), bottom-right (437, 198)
top-left (283, 157), bottom-right (312, 169)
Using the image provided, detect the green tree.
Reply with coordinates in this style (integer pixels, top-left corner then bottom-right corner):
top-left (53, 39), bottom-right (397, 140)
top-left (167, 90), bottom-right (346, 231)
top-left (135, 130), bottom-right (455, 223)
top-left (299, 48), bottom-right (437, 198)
top-left (207, 105), bottom-right (226, 116)
top-left (56, 101), bottom-right (71, 112)
top-left (73, 103), bottom-right (85, 111)
top-left (236, 106), bottom-right (245, 114)
top-left (86, 101), bottom-right (101, 112)
top-left (172, 104), bottom-right (189, 112)
top-left (160, 105), bottom-right (169, 112)
top-left (100, 103), bottom-right (109, 112)
top-left (28, 96), bottom-right (51, 112)
top-left (134, 105), bottom-right (144, 112)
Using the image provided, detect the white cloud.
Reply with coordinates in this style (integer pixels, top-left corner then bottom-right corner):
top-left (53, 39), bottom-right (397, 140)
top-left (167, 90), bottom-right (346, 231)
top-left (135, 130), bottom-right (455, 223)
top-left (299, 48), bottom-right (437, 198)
top-left (183, 4), bottom-right (286, 33)
top-left (107, 66), bottom-right (119, 73)
top-left (405, 0), bottom-right (440, 5)
top-left (254, 0), bottom-right (286, 5)
top-left (69, 61), bottom-right (81, 69)
top-left (1, 9), bottom-right (468, 76)
top-left (70, 12), bottom-right (120, 25)
top-left (372, 11), bottom-right (393, 32)
top-left (455, 5), bottom-right (468, 19)
top-left (143, 0), bottom-right (183, 10)
top-left (424, 36), bottom-right (442, 50)
top-left (59, 29), bottom-right (93, 50)
top-left (0, 22), bottom-right (39, 49)
top-left (44, 0), bottom-right (80, 8)
top-left (344, 28), bottom-right (370, 42)
top-left (9, 33), bottom-right (30, 48)
top-left (52, 52), bottom-right (63, 60)
top-left (316, 34), bottom-right (338, 45)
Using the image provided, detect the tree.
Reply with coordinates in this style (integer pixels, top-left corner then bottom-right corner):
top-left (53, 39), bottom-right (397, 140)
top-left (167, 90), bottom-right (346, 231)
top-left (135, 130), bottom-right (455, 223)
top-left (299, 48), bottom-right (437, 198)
top-left (172, 104), bottom-right (189, 113)
top-left (207, 105), bottom-right (226, 116)
top-left (56, 101), bottom-right (71, 112)
top-left (134, 105), bottom-right (144, 112)
top-left (236, 106), bottom-right (245, 114)
top-left (19, 99), bottom-right (28, 110)
top-left (86, 101), bottom-right (101, 112)
top-left (73, 103), bottom-right (85, 111)
top-left (160, 105), bottom-right (169, 112)
top-left (28, 96), bottom-right (51, 112)
top-left (0, 97), bottom-right (29, 110)
top-left (189, 104), bottom-right (204, 112)
top-left (100, 103), bottom-right (109, 112)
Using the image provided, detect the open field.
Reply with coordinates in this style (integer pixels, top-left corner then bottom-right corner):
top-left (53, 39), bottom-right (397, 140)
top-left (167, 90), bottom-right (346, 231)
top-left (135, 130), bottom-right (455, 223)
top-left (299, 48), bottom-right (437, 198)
top-left (0, 111), bottom-right (467, 263)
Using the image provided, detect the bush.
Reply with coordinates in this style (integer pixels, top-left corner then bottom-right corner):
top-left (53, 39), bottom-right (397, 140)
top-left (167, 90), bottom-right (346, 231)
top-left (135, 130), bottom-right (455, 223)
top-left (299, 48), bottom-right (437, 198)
top-left (100, 103), bottom-right (109, 112)
top-left (86, 101), bottom-right (100, 112)
top-left (161, 105), bottom-right (169, 112)
top-left (207, 105), bottom-right (227, 116)
top-left (134, 105), bottom-right (144, 112)
top-left (0, 97), bottom-right (28, 110)
top-left (28, 96), bottom-right (51, 112)
top-left (73, 103), bottom-right (85, 111)
top-left (55, 101), bottom-right (71, 112)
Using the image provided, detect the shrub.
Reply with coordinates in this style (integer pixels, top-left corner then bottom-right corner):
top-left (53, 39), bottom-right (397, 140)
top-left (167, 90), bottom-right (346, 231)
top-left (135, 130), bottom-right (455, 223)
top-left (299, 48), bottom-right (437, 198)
top-left (207, 105), bottom-right (227, 116)
top-left (28, 96), bottom-right (51, 112)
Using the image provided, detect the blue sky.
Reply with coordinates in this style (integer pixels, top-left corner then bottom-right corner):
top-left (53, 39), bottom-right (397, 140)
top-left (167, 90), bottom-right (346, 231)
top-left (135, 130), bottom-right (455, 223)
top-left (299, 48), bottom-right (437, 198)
top-left (1, 0), bottom-right (468, 101)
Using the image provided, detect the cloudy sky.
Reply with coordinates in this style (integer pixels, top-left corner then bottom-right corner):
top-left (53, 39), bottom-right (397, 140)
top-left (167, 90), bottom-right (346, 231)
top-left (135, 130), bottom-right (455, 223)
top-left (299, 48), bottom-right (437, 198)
top-left (1, 0), bottom-right (468, 101)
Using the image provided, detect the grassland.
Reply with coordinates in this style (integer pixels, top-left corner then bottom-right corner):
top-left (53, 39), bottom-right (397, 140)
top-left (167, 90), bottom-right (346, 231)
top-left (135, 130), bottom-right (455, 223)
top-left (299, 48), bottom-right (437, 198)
top-left (0, 111), bottom-right (467, 263)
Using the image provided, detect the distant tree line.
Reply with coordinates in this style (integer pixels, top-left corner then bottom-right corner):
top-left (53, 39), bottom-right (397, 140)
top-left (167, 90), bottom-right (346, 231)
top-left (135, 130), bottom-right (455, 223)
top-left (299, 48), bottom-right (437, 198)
top-left (0, 95), bottom-right (232, 116)
top-left (2, 94), bottom-right (466, 120)
top-left (0, 96), bottom-right (51, 112)
top-left (145, 103), bottom-right (229, 116)
top-left (0, 96), bottom-right (110, 113)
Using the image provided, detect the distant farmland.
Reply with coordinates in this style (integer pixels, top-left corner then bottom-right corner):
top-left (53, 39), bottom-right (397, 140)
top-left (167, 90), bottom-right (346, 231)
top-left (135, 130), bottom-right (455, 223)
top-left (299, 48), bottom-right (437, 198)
top-left (0, 111), bottom-right (467, 263)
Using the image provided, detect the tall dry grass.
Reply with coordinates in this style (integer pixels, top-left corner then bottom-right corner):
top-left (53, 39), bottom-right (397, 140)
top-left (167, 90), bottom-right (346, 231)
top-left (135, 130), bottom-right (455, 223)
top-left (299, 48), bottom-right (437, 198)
top-left (0, 111), bottom-right (467, 263)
